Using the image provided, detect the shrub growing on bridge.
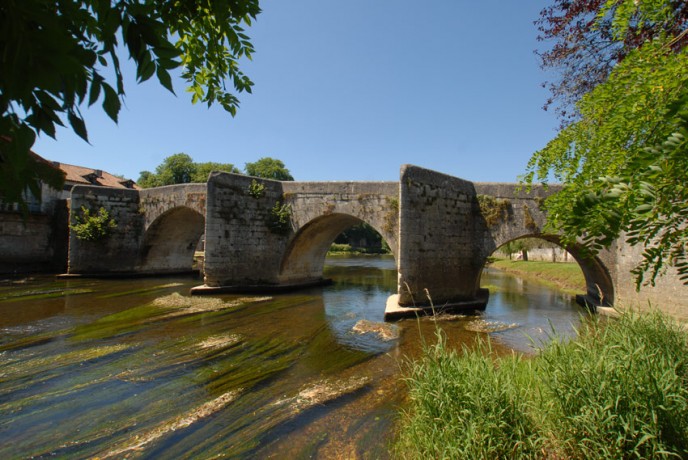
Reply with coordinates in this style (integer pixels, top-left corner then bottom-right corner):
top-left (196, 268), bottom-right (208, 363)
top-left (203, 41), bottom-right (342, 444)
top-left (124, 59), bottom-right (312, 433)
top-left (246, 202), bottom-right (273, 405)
top-left (70, 206), bottom-right (117, 242)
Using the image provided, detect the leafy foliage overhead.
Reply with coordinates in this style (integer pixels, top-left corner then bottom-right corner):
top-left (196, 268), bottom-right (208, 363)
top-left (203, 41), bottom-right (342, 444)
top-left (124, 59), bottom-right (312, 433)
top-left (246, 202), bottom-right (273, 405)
top-left (0, 0), bottom-right (260, 204)
top-left (527, 0), bottom-right (688, 287)
top-left (536, 0), bottom-right (688, 123)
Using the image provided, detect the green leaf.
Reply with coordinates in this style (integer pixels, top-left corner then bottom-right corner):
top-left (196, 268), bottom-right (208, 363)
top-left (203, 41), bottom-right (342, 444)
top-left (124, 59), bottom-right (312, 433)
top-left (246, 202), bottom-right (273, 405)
top-left (89, 74), bottom-right (103, 106)
top-left (102, 83), bottom-right (121, 122)
top-left (138, 58), bottom-right (155, 82)
top-left (156, 66), bottom-right (175, 94)
top-left (68, 111), bottom-right (89, 142)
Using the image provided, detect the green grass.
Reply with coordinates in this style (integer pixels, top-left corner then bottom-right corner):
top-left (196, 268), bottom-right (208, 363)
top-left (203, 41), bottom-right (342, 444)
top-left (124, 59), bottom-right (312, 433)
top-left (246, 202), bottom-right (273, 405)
top-left (327, 243), bottom-right (390, 255)
top-left (489, 258), bottom-right (585, 294)
top-left (394, 310), bottom-right (688, 459)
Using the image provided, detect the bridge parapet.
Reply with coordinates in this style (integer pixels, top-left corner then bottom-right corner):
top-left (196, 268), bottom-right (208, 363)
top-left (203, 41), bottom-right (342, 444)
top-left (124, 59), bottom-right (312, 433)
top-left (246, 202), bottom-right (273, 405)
top-left (279, 181), bottom-right (399, 284)
top-left (68, 183), bottom-right (208, 275)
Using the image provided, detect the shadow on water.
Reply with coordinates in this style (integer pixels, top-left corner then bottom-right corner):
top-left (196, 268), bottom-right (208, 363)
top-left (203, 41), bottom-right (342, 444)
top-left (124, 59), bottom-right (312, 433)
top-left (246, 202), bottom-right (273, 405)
top-left (0, 256), bottom-right (585, 458)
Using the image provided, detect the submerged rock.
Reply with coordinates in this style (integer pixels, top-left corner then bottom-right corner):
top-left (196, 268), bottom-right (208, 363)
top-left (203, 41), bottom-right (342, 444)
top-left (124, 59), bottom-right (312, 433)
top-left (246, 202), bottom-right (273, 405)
top-left (196, 334), bottom-right (242, 350)
top-left (102, 389), bottom-right (242, 458)
top-left (293, 376), bottom-right (370, 410)
top-left (351, 319), bottom-right (399, 341)
top-left (464, 319), bottom-right (519, 333)
top-left (151, 293), bottom-right (271, 316)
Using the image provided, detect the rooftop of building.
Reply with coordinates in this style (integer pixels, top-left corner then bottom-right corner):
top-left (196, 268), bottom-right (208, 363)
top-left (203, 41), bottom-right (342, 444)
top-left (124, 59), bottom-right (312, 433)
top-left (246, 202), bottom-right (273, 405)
top-left (52, 161), bottom-right (139, 190)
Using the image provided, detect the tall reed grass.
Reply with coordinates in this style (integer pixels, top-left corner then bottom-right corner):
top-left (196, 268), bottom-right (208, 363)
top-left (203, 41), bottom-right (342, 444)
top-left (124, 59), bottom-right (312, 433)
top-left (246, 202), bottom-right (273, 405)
top-left (394, 310), bottom-right (688, 459)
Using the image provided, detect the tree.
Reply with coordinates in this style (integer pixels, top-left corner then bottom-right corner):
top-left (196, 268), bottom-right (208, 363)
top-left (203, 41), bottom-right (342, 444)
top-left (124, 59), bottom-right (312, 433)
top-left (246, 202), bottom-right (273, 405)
top-left (501, 239), bottom-right (538, 261)
top-left (0, 0), bottom-right (260, 206)
top-left (192, 162), bottom-right (241, 183)
top-left (536, 0), bottom-right (688, 123)
top-left (137, 153), bottom-right (239, 188)
top-left (244, 157), bottom-right (294, 181)
top-left (526, 0), bottom-right (688, 286)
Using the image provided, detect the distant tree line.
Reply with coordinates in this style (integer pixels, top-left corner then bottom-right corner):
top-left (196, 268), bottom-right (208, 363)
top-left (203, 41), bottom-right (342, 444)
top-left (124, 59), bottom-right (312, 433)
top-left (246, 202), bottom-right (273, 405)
top-left (137, 154), bottom-right (293, 188)
top-left (333, 223), bottom-right (391, 254)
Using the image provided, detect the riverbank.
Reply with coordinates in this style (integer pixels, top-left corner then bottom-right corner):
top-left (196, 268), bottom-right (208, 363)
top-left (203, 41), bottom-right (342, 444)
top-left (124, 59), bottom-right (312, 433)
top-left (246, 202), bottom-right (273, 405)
top-left (487, 258), bottom-right (585, 295)
top-left (327, 243), bottom-right (390, 255)
top-left (394, 310), bottom-right (688, 459)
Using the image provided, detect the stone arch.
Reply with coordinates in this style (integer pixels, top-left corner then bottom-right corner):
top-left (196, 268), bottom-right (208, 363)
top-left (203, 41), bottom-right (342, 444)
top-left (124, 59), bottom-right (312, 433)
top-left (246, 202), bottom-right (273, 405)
top-left (483, 233), bottom-right (614, 305)
top-left (138, 206), bottom-right (205, 274)
top-left (278, 213), bottom-right (396, 285)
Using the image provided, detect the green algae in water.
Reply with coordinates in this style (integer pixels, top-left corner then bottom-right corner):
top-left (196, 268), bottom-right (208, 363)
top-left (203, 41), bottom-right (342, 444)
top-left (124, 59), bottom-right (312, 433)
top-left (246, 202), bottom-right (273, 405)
top-left (293, 431), bottom-right (330, 460)
top-left (97, 282), bottom-right (184, 299)
top-left (0, 287), bottom-right (94, 303)
top-left (0, 328), bottom-right (308, 459)
top-left (69, 294), bottom-right (271, 342)
top-left (0, 343), bottom-right (131, 380)
top-left (70, 304), bottom-right (170, 341)
top-left (299, 323), bottom-right (374, 375)
top-left (100, 389), bottom-right (243, 458)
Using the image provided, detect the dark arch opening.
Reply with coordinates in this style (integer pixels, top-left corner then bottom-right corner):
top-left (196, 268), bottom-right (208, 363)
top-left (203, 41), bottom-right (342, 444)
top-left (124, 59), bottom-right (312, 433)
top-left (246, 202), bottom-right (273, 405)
top-left (279, 213), bottom-right (395, 285)
top-left (330, 222), bottom-right (391, 255)
top-left (139, 206), bottom-right (205, 274)
top-left (481, 235), bottom-right (614, 306)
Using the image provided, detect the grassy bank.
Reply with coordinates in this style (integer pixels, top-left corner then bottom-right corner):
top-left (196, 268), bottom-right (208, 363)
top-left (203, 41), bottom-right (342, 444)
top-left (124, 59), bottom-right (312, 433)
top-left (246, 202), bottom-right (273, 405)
top-left (488, 258), bottom-right (585, 294)
top-left (327, 243), bottom-right (390, 255)
top-left (394, 310), bottom-right (688, 459)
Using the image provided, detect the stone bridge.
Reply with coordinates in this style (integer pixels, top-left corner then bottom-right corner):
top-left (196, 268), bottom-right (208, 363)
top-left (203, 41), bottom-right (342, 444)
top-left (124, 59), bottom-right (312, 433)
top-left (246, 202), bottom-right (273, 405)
top-left (68, 184), bottom-right (206, 274)
top-left (66, 165), bottom-right (686, 318)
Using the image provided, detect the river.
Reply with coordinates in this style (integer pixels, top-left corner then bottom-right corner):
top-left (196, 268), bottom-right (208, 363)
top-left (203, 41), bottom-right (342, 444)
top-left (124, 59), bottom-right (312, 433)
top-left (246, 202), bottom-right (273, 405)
top-left (0, 255), bottom-right (585, 458)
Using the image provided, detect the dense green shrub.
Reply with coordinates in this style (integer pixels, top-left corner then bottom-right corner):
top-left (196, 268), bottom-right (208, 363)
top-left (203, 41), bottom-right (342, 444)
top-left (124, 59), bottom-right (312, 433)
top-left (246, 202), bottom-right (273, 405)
top-left (70, 206), bottom-right (117, 241)
top-left (267, 201), bottom-right (291, 235)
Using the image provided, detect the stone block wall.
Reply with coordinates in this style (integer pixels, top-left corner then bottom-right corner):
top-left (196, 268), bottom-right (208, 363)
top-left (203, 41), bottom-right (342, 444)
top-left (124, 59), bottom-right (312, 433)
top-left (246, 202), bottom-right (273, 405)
top-left (472, 182), bottom-right (553, 258)
top-left (397, 165), bottom-right (484, 306)
top-left (203, 172), bottom-right (290, 287)
top-left (203, 175), bottom-right (400, 288)
top-left (0, 206), bottom-right (68, 274)
top-left (68, 185), bottom-right (143, 273)
top-left (139, 184), bottom-right (207, 229)
top-left (612, 235), bottom-right (688, 319)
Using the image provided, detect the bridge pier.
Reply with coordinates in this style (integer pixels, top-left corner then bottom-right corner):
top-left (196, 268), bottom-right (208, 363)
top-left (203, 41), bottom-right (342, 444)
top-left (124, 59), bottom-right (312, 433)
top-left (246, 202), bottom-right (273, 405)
top-left (394, 165), bottom-right (490, 310)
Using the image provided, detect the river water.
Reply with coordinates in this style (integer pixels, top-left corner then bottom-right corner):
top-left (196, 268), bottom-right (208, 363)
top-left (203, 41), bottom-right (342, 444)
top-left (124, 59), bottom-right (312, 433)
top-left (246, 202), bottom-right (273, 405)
top-left (0, 255), bottom-right (584, 459)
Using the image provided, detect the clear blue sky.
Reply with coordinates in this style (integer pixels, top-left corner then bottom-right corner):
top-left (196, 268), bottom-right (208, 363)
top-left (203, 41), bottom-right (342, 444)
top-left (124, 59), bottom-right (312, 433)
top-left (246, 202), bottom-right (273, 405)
top-left (34, 1), bottom-right (558, 184)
